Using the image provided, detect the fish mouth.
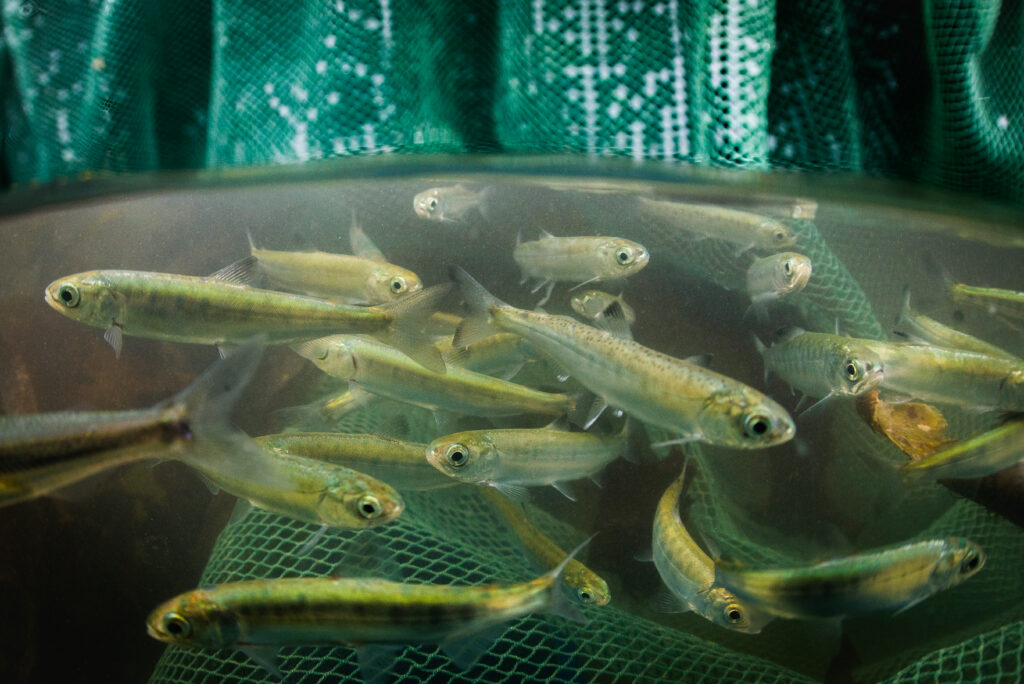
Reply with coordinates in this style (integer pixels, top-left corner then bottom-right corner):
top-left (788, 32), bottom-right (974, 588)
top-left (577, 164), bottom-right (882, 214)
top-left (852, 367), bottom-right (885, 394)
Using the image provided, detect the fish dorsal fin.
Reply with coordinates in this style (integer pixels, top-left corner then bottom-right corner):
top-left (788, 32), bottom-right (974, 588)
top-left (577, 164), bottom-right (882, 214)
top-left (684, 354), bottom-right (713, 368)
top-left (539, 228), bottom-right (555, 239)
top-left (591, 303), bottom-right (633, 340)
top-left (349, 210), bottom-right (386, 261)
top-left (209, 255), bottom-right (260, 286)
top-left (774, 326), bottom-right (806, 343)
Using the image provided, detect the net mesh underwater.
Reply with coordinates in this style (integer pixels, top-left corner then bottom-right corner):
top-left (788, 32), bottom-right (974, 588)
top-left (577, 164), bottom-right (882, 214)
top-left (3, 1), bottom-right (1024, 683)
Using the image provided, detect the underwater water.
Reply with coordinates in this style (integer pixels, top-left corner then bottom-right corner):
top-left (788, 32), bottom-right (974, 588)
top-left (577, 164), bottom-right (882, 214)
top-left (1, 158), bottom-right (1023, 683)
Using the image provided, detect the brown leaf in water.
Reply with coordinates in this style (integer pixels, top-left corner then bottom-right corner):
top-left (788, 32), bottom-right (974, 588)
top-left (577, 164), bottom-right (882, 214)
top-left (855, 390), bottom-right (957, 461)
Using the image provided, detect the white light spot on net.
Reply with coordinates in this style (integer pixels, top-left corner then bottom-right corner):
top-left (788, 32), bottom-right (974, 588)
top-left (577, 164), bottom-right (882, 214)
top-left (61, 149), bottom-right (76, 162)
top-left (278, 104), bottom-right (291, 117)
top-left (56, 88), bottom-right (68, 101)
top-left (324, 34), bottom-right (337, 48)
top-left (365, 17), bottom-right (380, 30)
top-left (546, 18), bottom-right (560, 32)
top-left (268, 96), bottom-right (280, 108)
top-left (767, 134), bottom-right (777, 151)
top-left (332, 137), bottom-right (347, 154)
top-left (782, 143), bottom-right (794, 158)
top-left (563, 6), bottom-right (577, 20)
top-left (306, 108), bottom-right (318, 121)
top-left (56, 108), bottom-right (71, 144)
top-left (564, 30), bottom-right (577, 43)
top-left (626, 28), bottom-right (638, 41)
top-left (527, 80), bottom-right (538, 95)
top-left (371, 73), bottom-right (385, 87)
top-left (326, 91), bottom-right (340, 105)
top-left (334, 1), bottom-right (345, 12)
top-left (613, 84), bottom-right (628, 100)
top-left (997, 115), bottom-right (1009, 130)
top-left (355, 63), bottom-right (367, 77)
top-left (263, 83), bottom-right (274, 95)
top-left (653, 3), bottom-right (665, 15)
top-left (629, 94), bottom-right (643, 110)
top-left (611, 18), bottom-right (624, 31)
top-left (613, 62), bottom-right (626, 77)
top-left (348, 8), bottom-right (362, 21)
top-left (565, 64), bottom-right (579, 78)
top-left (544, 70), bottom-right (555, 83)
top-left (290, 84), bottom-right (309, 102)
top-left (567, 87), bottom-right (580, 102)
top-left (37, 72), bottom-right (49, 85)
top-left (608, 102), bottom-right (622, 118)
top-left (315, 60), bottom-right (327, 74)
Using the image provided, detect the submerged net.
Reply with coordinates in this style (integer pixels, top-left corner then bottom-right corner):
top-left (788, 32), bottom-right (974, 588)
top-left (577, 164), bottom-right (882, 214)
top-left (4, 1), bottom-right (1023, 683)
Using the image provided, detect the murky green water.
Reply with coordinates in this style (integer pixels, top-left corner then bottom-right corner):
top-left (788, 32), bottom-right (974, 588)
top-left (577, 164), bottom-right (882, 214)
top-left (2, 158), bottom-right (1023, 683)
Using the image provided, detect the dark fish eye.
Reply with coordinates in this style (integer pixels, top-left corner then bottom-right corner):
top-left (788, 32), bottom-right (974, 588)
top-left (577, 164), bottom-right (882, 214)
top-left (844, 360), bottom-right (862, 381)
top-left (428, 198), bottom-right (438, 211)
top-left (962, 551), bottom-right (980, 573)
top-left (774, 230), bottom-right (787, 242)
top-left (445, 443), bottom-right (468, 467)
top-left (57, 282), bottom-right (81, 308)
top-left (576, 587), bottom-right (595, 604)
top-left (162, 612), bottom-right (192, 638)
top-left (390, 276), bottom-right (406, 292)
top-left (783, 259), bottom-right (793, 276)
top-left (725, 604), bottom-right (745, 624)
top-left (616, 249), bottom-right (633, 265)
top-left (743, 413), bottom-right (771, 438)
top-left (357, 494), bottom-right (382, 519)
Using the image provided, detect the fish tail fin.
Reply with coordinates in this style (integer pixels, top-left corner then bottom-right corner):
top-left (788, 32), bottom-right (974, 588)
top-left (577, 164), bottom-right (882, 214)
top-left (449, 265), bottom-right (504, 347)
top-left (375, 283), bottom-right (453, 374)
top-left (545, 533), bottom-right (598, 625)
top-left (171, 339), bottom-right (264, 457)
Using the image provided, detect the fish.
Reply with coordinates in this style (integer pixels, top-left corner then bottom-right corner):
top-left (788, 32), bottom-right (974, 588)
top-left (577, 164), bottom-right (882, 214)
top-left (348, 211), bottom-right (385, 262)
top-left (0, 341), bottom-right (262, 508)
top-left (242, 222), bottom-right (423, 305)
top-left (715, 537), bottom-right (985, 619)
top-left (425, 422), bottom-right (628, 501)
top-left (413, 184), bottom-right (492, 223)
top-left (480, 487), bottom-right (610, 605)
top-left (188, 440), bottom-right (404, 529)
top-left (746, 252), bottom-right (813, 305)
top-left (860, 339), bottom-right (1024, 412)
top-left (900, 416), bottom-right (1024, 480)
top-left (755, 328), bottom-right (884, 401)
top-left (450, 266), bottom-right (795, 449)
top-left (894, 288), bottom-right (1018, 361)
top-left (436, 332), bottom-right (539, 379)
top-left (44, 270), bottom-right (449, 372)
top-left (570, 290), bottom-right (637, 327)
top-left (946, 279), bottom-right (1024, 328)
top-left (637, 196), bottom-right (797, 252)
top-left (256, 432), bottom-right (456, 492)
top-left (146, 540), bottom-right (589, 680)
top-left (293, 335), bottom-right (577, 419)
top-left (513, 230), bottom-right (649, 301)
top-left (651, 466), bottom-right (771, 633)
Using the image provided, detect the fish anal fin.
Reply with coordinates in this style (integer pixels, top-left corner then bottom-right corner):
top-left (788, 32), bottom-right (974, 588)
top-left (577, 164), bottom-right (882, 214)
top-left (551, 480), bottom-right (579, 502)
top-left (440, 624), bottom-right (507, 671)
top-left (355, 644), bottom-right (403, 684)
top-left (240, 645), bottom-right (283, 680)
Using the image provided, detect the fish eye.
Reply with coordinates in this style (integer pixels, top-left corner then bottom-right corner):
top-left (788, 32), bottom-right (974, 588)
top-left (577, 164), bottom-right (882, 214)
top-left (444, 443), bottom-right (469, 467)
top-left (961, 550), bottom-right (981, 574)
top-left (844, 359), bottom-right (863, 382)
top-left (428, 197), bottom-right (438, 211)
top-left (743, 413), bottom-right (772, 438)
top-left (357, 494), bottom-right (383, 519)
top-left (390, 276), bottom-right (407, 293)
top-left (774, 229), bottom-right (788, 242)
top-left (616, 249), bottom-right (635, 265)
top-left (783, 259), bottom-right (793, 276)
top-left (724, 604), bottom-right (745, 624)
top-left (576, 587), bottom-right (596, 605)
top-left (162, 612), bottom-right (192, 638)
top-left (57, 282), bottom-right (81, 308)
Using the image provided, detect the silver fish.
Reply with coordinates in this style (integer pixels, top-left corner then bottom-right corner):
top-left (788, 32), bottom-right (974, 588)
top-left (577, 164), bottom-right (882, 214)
top-left (413, 184), bottom-right (491, 223)
top-left (746, 252), bottom-right (812, 305)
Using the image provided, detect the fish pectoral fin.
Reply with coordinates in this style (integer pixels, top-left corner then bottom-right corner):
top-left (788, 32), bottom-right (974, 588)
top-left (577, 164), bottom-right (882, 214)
top-left (892, 593), bottom-right (930, 616)
top-left (650, 588), bottom-right (690, 614)
top-left (195, 472), bottom-right (221, 496)
top-left (583, 396), bottom-right (609, 429)
top-left (551, 480), bottom-right (580, 502)
top-left (649, 435), bottom-right (701, 449)
top-left (227, 499), bottom-right (253, 525)
top-left (334, 534), bottom-right (406, 582)
top-left (684, 353), bottom-right (714, 368)
top-left (355, 644), bottom-right (404, 684)
top-left (633, 547), bottom-right (653, 563)
top-left (216, 344), bottom-right (236, 360)
top-left (239, 645), bottom-right (284, 680)
top-left (798, 393), bottom-right (834, 417)
top-left (103, 323), bottom-right (124, 358)
top-left (295, 524), bottom-right (329, 556)
top-left (440, 624), bottom-right (508, 671)
top-left (492, 482), bottom-right (530, 502)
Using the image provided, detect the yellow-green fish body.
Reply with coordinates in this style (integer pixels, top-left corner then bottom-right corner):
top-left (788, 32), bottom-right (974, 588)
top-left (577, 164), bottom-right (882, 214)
top-left (0, 343), bottom-right (261, 508)
top-left (862, 340), bottom-right (1024, 411)
top-left (185, 443), bottom-right (404, 528)
top-left (294, 335), bottom-right (575, 418)
top-left (452, 268), bottom-right (794, 449)
top-left (481, 487), bottom-right (610, 606)
top-left (250, 246), bottom-right (422, 305)
top-left (901, 417), bottom-right (1024, 480)
top-left (426, 425), bottom-right (627, 492)
top-left (513, 232), bottom-right (649, 284)
top-left (757, 328), bottom-right (884, 399)
top-left (652, 468), bottom-right (770, 633)
top-left (896, 289), bottom-right (1018, 361)
top-left (637, 197), bottom-right (797, 251)
top-left (435, 332), bottom-right (539, 378)
top-left (256, 432), bottom-right (455, 492)
top-left (45, 271), bottom-right (448, 371)
top-left (746, 252), bottom-right (812, 305)
top-left (716, 538), bottom-right (984, 619)
top-left (949, 282), bottom-right (1024, 326)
